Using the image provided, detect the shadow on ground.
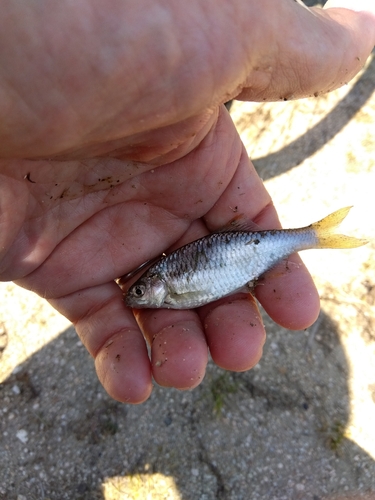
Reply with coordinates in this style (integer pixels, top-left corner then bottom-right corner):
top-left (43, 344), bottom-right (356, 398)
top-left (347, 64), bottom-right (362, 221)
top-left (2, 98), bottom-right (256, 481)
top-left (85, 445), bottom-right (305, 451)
top-left (1, 307), bottom-right (375, 500)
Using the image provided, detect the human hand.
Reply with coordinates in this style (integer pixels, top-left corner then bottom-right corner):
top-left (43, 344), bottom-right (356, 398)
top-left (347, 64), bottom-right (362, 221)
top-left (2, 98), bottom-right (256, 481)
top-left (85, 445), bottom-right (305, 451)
top-left (2, 109), bottom-right (313, 403)
top-left (0, 0), bottom-right (374, 403)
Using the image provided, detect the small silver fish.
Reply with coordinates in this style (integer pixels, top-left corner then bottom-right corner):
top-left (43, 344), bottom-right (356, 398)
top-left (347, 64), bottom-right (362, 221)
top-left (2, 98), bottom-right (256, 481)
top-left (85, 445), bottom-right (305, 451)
top-left (125, 207), bottom-right (367, 309)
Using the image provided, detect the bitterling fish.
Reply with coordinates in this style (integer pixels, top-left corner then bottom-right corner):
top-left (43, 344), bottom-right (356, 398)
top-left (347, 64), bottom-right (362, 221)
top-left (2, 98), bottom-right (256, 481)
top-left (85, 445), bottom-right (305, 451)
top-left (125, 207), bottom-right (367, 309)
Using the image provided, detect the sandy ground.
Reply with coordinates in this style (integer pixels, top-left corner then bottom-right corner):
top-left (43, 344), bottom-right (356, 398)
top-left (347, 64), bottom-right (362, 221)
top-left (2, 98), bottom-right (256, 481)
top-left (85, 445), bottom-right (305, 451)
top-left (1, 40), bottom-right (375, 500)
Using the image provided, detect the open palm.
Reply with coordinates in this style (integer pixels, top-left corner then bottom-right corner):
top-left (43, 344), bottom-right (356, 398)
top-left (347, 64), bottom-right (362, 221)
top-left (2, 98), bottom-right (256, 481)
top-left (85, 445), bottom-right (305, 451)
top-left (0, 0), bottom-right (374, 402)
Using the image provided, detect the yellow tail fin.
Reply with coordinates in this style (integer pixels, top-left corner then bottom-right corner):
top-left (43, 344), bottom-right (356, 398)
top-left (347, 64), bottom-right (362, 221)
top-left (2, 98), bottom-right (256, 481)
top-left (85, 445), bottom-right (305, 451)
top-left (310, 206), bottom-right (368, 249)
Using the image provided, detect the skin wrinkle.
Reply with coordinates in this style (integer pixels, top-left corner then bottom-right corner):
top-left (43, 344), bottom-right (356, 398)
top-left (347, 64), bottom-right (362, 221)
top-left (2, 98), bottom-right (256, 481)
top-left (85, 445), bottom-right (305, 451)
top-left (0, 1), bottom-right (374, 403)
top-left (276, 8), bottom-right (325, 95)
top-left (204, 145), bottom-right (273, 232)
top-left (16, 54), bottom-right (80, 149)
top-left (0, 175), bottom-right (29, 259)
top-left (194, 3), bottom-right (234, 107)
top-left (52, 286), bottom-right (136, 356)
top-left (237, 6), bottom-right (372, 101)
top-left (252, 201), bottom-right (279, 230)
top-left (94, 327), bottom-right (153, 403)
top-left (5, 162), bottom-right (142, 281)
top-left (33, 201), bottom-right (184, 299)
top-left (200, 294), bottom-right (266, 371)
top-left (150, 322), bottom-right (208, 389)
top-left (0, 2), bottom-right (372, 157)
top-left (2, 4), bottom-right (248, 149)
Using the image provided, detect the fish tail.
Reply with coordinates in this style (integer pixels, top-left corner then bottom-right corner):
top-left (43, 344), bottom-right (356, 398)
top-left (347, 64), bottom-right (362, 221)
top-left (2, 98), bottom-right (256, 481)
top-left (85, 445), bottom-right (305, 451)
top-left (309, 206), bottom-right (368, 249)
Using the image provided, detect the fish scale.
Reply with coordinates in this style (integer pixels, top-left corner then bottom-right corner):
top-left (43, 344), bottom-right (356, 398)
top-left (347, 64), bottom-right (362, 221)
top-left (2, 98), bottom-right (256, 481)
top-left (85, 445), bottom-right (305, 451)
top-left (148, 230), bottom-right (317, 308)
top-left (125, 207), bottom-right (367, 309)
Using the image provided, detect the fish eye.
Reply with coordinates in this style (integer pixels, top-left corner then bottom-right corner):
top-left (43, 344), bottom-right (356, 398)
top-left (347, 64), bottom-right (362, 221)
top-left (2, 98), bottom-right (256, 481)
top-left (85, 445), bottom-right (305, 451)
top-left (133, 284), bottom-right (145, 297)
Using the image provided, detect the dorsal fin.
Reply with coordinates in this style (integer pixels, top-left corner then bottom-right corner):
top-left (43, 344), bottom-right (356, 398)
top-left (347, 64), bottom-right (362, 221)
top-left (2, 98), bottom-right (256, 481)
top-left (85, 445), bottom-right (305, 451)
top-left (216, 214), bottom-right (261, 233)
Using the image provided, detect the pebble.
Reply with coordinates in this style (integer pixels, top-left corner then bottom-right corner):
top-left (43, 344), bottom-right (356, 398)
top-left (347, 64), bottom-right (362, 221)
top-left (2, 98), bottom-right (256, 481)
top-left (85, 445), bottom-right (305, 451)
top-left (16, 430), bottom-right (28, 444)
top-left (12, 385), bottom-right (20, 395)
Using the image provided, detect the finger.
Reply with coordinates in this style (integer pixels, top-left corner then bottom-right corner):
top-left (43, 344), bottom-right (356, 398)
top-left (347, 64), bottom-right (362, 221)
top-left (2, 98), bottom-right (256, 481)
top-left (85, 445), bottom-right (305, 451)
top-left (235, 1), bottom-right (375, 102)
top-left (254, 254), bottom-right (321, 330)
top-left (198, 293), bottom-right (266, 372)
top-left (49, 282), bottom-right (153, 404)
top-left (133, 308), bottom-right (208, 390)
top-left (204, 143), bottom-right (320, 330)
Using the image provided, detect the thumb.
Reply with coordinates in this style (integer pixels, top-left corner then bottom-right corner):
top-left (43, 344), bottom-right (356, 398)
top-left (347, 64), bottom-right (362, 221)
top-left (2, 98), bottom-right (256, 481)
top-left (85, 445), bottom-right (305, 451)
top-left (236, 0), bottom-right (375, 102)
